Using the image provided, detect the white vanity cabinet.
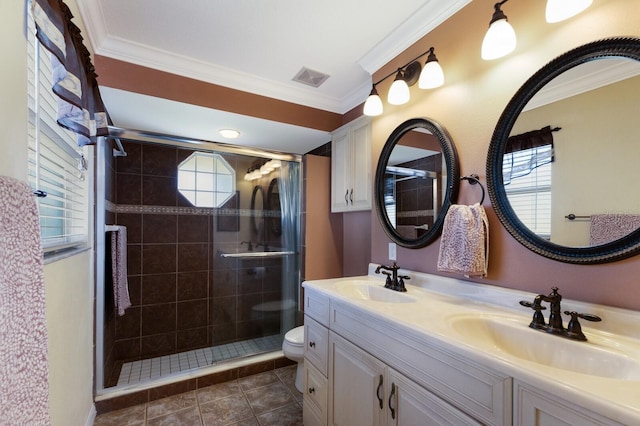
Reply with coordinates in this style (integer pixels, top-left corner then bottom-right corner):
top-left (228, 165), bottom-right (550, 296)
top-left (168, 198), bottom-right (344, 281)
top-left (303, 288), bottom-right (510, 425)
top-left (328, 331), bottom-right (480, 426)
top-left (303, 291), bottom-right (330, 426)
top-left (513, 381), bottom-right (625, 426)
top-left (331, 116), bottom-right (372, 212)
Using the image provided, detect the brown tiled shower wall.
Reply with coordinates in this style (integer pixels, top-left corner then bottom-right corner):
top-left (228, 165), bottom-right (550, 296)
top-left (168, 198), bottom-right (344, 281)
top-left (103, 141), bottom-right (284, 387)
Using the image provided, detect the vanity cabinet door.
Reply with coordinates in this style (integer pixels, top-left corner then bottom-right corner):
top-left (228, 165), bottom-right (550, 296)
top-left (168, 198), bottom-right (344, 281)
top-left (328, 332), bottom-right (386, 426)
top-left (387, 368), bottom-right (481, 426)
top-left (514, 381), bottom-right (624, 426)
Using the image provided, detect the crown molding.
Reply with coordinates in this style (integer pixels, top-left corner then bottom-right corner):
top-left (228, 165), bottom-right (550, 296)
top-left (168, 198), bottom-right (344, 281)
top-left (76, 0), bottom-right (470, 115)
top-left (357, 0), bottom-right (471, 75)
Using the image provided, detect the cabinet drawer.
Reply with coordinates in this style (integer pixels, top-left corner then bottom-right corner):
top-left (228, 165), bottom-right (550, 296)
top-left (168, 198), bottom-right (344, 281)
top-left (305, 316), bottom-right (329, 374)
top-left (304, 360), bottom-right (328, 425)
top-left (304, 289), bottom-right (330, 326)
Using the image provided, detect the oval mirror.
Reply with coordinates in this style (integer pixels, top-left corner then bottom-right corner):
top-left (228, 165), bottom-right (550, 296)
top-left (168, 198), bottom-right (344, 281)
top-left (267, 178), bottom-right (282, 236)
top-left (375, 117), bottom-right (460, 248)
top-left (487, 37), bottom-right (640, 264)
top-left (250, 185), bottom-right (264, 236)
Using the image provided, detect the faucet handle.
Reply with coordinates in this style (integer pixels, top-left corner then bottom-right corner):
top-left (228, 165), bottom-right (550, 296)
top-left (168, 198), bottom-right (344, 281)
top-left (563, 311), bottom-right (602, 322)
top-left (519, 300), bottom-right (547, 310)
top-left (563, 311), bottom-right (602, 341)
top-left (519, 300), bottom-right (547, 329)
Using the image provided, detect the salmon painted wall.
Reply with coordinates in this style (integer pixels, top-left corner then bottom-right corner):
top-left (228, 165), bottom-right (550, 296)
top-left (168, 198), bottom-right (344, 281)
top-left (368, 0), bottom-right (640, 310)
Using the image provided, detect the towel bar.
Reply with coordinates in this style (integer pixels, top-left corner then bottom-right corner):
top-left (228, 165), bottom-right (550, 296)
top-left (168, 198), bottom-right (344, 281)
top-left (460, 174), bottom-right (485, 205)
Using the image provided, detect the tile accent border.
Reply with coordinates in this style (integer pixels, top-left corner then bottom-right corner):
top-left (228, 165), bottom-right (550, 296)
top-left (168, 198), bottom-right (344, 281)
top-left (105, 200), bottom-right (280, 217)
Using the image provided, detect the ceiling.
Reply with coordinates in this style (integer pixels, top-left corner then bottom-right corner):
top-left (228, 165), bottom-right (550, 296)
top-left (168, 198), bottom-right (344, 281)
top-left (76, 0), bottom-right (470, 154)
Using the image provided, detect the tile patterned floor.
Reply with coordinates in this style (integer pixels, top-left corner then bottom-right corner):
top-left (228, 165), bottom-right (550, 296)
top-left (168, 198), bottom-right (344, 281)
top-left (96, 365), bottom-right (303, 426)
top-left (118, 335), bottom-right (284, 386)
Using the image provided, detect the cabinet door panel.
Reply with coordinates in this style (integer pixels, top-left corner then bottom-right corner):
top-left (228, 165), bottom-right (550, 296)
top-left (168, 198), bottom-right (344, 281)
top-left (514, 381), bottom-right (623, 426)
top-left (388, 368), bottom-right (481, 426)
top-left (331, 130), bottom-right (350, 212)
top-left (329, 332), bottom-right (385, 426)
top-left (350, 120), bottom-right (372, 210)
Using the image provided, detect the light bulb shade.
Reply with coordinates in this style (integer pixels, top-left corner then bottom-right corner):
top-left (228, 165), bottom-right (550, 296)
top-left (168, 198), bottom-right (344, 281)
top-left (419, 50), bottom-right (444, 89)
top-left (545, 0), bottom-right (592, 23)
top-left (363, 86), bottom-right (383, 116)
top-left (481, 18), bottom-right (517, 60)
top-left (388, 71), bottom-right (410, 105)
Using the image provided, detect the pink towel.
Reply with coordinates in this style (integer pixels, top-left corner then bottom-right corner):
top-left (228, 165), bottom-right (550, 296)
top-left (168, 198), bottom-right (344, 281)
top-left (110, 225), bottom-right (131, 316)
top-left (437, 203), bottom-right (489, 278)
top-left (589, 214), bottom-right (640, 246)
top-left (0, 176), bottom-right (51, 425)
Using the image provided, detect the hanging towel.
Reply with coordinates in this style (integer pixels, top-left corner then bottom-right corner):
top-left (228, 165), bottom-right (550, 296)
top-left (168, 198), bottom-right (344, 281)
top-left (110, 225), bottom-right (132, 316)
top-left (437, 203), bottom-right (489, 278)
top-left (589, 214), bottom-right (640, 246)
top-left (0, 176), bottom-right (51, 425)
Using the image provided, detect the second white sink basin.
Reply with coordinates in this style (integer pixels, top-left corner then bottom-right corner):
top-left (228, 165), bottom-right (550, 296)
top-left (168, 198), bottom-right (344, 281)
top-left (334, 280), bottom-right (417, 303)
top-left (449, 314), bottom-right (640, 380)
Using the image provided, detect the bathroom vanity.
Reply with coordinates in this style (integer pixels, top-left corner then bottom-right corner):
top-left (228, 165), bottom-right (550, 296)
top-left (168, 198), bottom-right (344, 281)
top-left (301, 266), bottom-right (640, 426)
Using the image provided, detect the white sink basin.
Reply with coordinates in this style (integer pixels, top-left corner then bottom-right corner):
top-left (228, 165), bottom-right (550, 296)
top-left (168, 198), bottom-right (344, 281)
top-left (334, 280), bottom-right (417, 303)
top-left (449, 315), bottom-right (640, 380)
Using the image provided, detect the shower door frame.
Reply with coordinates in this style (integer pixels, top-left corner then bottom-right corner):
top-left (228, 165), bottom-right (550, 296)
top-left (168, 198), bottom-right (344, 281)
top-left (95, 127), bottom-right (301, 395)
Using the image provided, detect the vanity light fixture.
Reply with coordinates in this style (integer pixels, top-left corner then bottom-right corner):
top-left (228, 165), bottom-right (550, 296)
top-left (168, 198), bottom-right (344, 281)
top-left (388, 69), bottom-right (411, 105)
top-left (418, 47), bottom-right (444, 89)
top-left (363, 86), bottom-right (384, 116)
top-left (363, 46), bottom-right (445, 116)
top-left (219, 128), bottom-right (240, 139)
top-left (545, 0), bottom-right (592, 23)
top-left (481, 0), bottom-right (517, 60)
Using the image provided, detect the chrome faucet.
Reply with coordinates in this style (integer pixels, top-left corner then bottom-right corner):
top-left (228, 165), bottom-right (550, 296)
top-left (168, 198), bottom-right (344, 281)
top-left (375, 262), bottom-right (410, 292)
top-left (519, 287), bottom-right (601, 341)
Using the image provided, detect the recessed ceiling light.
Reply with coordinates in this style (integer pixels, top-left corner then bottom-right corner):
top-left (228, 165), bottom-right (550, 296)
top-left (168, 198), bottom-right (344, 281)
top-left (219, 129), bottom-right (240, 139)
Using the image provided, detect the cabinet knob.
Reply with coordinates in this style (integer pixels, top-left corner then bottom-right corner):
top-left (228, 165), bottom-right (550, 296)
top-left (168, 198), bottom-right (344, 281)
top-left (308, 387), bottom-right (315, 394)
top-left (309, 341), bottom-right (316, 348)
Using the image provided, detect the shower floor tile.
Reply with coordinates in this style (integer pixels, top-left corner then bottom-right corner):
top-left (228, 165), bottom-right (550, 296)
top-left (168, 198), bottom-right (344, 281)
top-left (117, 334), bottom-right (284, 387)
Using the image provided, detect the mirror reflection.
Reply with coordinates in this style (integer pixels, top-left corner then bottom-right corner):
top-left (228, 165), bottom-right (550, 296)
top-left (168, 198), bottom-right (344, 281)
top-left (383, 129), bottom-right (447, 240)
top-left (505, 59), bottom-right (640, 247)
top-left (250, 185), bottom-right (264, 235)
top-left (267, 178), bottom-right (282, 236)
top-left (375, 118), bottom-right (459, 248)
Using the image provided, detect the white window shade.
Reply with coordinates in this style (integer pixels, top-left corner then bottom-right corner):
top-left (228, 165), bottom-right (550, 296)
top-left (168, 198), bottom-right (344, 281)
top-left (27, 11), bottom-right (88, 253)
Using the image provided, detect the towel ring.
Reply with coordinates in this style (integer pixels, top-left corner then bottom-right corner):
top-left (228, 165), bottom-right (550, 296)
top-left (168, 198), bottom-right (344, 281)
top-left (460, 174), bottom-right (485, 205)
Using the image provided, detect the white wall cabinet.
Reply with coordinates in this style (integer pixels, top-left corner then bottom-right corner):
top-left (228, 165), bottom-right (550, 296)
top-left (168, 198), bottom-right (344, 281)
top-left (331, 116), bottom-right (372, 212)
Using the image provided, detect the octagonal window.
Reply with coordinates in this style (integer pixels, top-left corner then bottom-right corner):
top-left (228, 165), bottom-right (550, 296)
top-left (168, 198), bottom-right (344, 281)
top-left (178, 152), bottom-right (235, 208)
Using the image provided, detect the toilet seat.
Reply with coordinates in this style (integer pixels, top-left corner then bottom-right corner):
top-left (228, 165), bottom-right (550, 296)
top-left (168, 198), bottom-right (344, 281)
top-left (284, 325), bottom-right (304, 346)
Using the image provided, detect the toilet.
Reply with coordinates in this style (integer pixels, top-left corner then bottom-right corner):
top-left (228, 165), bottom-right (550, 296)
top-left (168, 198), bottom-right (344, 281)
top-left (282, 325), bottom-right (305, 393)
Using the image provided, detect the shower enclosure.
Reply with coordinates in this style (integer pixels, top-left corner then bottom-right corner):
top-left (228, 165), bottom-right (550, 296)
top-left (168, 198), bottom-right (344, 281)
top-left (95, 129), bottom-right (301, 392)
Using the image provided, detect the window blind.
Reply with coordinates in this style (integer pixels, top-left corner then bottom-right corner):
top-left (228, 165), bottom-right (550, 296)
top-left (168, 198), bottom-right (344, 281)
top-left (27, 10), bottom-right (88, 253)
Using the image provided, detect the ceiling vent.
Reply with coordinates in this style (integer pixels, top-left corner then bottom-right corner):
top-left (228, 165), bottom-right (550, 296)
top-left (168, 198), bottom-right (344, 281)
top-left (292, 67), bottom-right (330, 88)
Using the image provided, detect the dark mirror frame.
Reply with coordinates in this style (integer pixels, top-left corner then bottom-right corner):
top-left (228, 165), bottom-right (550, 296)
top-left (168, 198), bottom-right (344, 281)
top-left (486, 37), bottom-right (640, 264)
top-left (250, 185), bottom-right (264, 236)
top-left (267, 178), bottom-right (282, 236)
top-left (375, 117), bottom-right (460, 248)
